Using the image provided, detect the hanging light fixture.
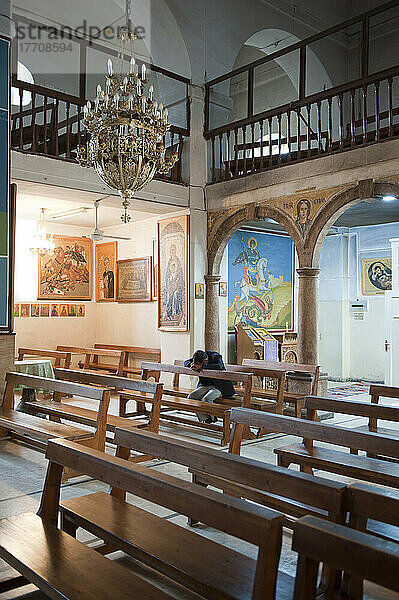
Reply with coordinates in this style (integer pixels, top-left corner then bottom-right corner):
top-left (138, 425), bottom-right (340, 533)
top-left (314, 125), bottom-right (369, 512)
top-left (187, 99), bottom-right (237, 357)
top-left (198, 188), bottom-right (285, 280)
top-left (30, 208), bottom-right (55, 255)
top-left (77, 0), bottom-right (179, 223)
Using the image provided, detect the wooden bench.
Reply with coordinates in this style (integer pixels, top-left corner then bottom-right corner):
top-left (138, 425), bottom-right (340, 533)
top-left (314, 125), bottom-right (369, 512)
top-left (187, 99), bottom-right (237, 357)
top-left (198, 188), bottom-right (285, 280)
top-left (58, 428), bottom-right (292, 600)
top-left (0, 372), bottom-right (110, 479)
top-left (292, 514), bottom-right (399, 599)
top-left (17, 347), bottom-right (72, 369)
top-left (94, 343), bottom-right (161, 379)
top-left (242, 358), bottom-right (320, 418)
top-left (0, 442), bottom-right (187, 600)
top-left (26, 368), bottom-right (163, 462)
top-left (126, 361), bottom-right (253, 445)
top-left (350, 383), bottom-right (399, 456)
top-left (189, 405), bottom-right (346, 530)
top-left (234, 399), bottom-right (399, 487)
top-left (346, 482), bottom-right (399, 543)
top-left (56, 345), bottom-right (126, 376)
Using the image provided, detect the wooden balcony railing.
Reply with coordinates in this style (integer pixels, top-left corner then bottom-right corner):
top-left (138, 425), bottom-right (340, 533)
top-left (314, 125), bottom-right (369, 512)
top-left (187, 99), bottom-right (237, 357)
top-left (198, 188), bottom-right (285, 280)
top-left (11, 79), bottom-right (187, 185)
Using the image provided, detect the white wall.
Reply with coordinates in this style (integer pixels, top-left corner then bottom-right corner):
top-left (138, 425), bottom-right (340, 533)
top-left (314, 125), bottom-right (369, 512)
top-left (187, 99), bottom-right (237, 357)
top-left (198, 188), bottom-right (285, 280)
top-left (14, 209), bottom-right (208, 374)
top-left (319, 222), bottom-right (399, 382)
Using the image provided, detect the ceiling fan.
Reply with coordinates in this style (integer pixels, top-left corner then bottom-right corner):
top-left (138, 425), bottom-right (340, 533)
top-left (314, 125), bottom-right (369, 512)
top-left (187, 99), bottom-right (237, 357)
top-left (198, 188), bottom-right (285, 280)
top-left (83, 198), bottom-right (131, 242)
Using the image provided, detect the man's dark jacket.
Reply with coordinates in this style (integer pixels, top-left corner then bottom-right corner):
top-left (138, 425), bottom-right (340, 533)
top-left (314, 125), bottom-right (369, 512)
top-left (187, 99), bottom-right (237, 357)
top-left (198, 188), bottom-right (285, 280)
top-left (184, 351), bottom-right (235, 397)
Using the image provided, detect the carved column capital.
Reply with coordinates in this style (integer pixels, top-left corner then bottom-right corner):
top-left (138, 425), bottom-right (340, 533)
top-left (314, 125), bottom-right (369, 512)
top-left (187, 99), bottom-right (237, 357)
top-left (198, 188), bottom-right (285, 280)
top-left (296, 267), bottom-right (320, 278)
top-left (204, 274), bottom-right (221, 285)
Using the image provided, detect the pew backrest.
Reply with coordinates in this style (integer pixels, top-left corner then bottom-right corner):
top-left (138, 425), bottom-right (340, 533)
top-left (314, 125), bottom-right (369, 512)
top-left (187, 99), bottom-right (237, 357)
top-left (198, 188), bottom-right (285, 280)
top-left (141, 361), bottom-right (253, 405)
top-left (304, 395), bottom-right (399, 425)
top-left (113, 427), bottom-right (346, 521)
top-left (57, 346), bottom-right (126, 375)
top-left (230, 407), bottom-right (399, 459)
top-left (17, 348), bottom-right (71, 369)
top-left (242, 359), bottom-right (320, 395)
top-left (55, 368), bottom-right (163, 432)
top-left (346, 482), bottom-right (399, 530)
top-left (292, 515), bottom-right (399, 599)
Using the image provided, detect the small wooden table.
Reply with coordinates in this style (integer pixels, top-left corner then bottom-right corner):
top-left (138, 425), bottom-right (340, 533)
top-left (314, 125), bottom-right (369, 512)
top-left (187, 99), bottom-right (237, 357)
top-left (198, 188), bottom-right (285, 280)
top-left (14, 359), bottom-right (55, 404)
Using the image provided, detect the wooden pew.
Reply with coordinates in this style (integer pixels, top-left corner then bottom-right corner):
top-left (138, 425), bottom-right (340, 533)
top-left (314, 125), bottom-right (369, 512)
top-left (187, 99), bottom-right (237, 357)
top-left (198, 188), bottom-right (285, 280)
top-left (230, 402), bottom-right (399, 487)
top-left (17, 347), bottom-right (72, 369)
top-left (56, 345), bottom-right (126, 375)
top-left (188, 405), bottom-right (346, 531)
top-left (350, 384), bottom-right (399, 455)
top-left (94, 343), bottom-right (161, 379)
top-left (26, 369), bottom-right (163, 462)
top-left (0, 442), bottom-right (186, 600)
top-left (346, 482), bottom-right (399, 542)
top-left (292, 515), bottom-right (399, 599)
top-left (124, 361), bottom-right (253, 445)
top-left (0, 372), bottom-right (109, 459)
top-left (56, 432), bottom-right (289, 600)
top-left (242, 358), bottom-right (320, 418)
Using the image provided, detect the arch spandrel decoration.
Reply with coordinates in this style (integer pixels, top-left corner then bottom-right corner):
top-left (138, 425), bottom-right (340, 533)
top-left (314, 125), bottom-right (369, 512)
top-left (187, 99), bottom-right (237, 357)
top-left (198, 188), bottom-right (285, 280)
top-left (207, 177), bottom-right (399, 276)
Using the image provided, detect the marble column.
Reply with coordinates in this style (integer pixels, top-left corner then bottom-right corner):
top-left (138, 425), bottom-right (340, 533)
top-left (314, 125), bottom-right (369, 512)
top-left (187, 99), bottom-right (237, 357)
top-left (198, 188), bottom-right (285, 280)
top-left (296, 267), bottom-right (320, 366)
top-left (204, 275), bottom-right (221, 351)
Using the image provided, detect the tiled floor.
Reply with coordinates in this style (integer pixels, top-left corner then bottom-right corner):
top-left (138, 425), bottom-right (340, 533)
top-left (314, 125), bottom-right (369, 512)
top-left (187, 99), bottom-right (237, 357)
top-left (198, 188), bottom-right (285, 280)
top-left (0, 383), bottom-right (398, 599)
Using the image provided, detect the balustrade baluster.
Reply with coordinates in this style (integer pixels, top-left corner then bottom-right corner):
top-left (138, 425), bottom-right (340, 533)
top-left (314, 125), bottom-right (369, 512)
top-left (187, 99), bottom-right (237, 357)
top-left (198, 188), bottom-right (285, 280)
top-left (226, 130), bottom-right (231, 179)
top-left (251, 122), bottom-right (255, 173)
top-left (317, 101), bottom-right (322, 154)
top-left (260, 119), bottom-right (264, 171)
top-left (338, 93), bottom-right (343, 148)
top-left (211, 136), bottom-right (215, 182)
top-left (19, 88), bottom-right (23, 150)
top-left (306, 104), bottom-right (311, 157)
top-left (219, 133), bottom-right (223, 180)
top-left (375, 81), bottom-right (380, 142)
top-left (54, 99), bottom-right (59, 156)
top-left (388, 77), bottom-right (393, 139)
top-left (66, 102), bottom-right (71, 158)
top-left (268, 116), bottom-right (272, 166)
top-left (234, 128), bottom-right (239, 178)
top-left (43, 96), bottom-right (48, 154)
top-left (287, 110), bottom-right (291, 157)
top-left (296, 108), bottom-right (301, 156)
top-left (362, 86), bottom-right (367, 143)
top-left (243, 125), bottom-right (247, 175)
top-left (277, 113), bottom-right (282, 164)
top-left (350, 90), bottom-right (356, 147)
top-left (327, 97), bottom-right (332, 151)
top-left (31, 92), bottom-right (37, 153)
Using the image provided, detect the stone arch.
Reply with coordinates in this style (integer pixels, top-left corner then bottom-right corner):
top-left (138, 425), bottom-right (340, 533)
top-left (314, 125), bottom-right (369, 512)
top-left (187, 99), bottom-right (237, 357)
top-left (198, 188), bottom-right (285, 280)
top-left (306, 180), bottom-right (399, 268)
top-left (208, 202), bottom-right (304, 275)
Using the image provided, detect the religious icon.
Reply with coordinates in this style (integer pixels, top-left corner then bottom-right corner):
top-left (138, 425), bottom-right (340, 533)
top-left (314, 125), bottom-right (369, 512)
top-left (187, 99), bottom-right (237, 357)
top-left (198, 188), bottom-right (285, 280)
top-left (68, 304), bottom-right (77, 316)
top-left (219, 282), bottom-right (227, 297)
top-left (362, 258), bottom-right (392, 295)
top-left (20, 304), bottom-right (30, 317)
top-left (40, 304), bottom-right (50, 317)
top-left (295, 198), bottom-right (312, 237)
top-left (38, 235), bottom-right (92, 300)
top-left (95, 242), bottom-right (117, 302)
top-left (77, 304), bottom-right (85, 317)
top-left (152, 239), bottom-right (158, 299)
top-left (30, 303), bottom-right (40, 317)
top-left (13, 304), bottom-right (19, 317)
top-left (51, 304), bottom-right (59, 317)
top-left (60, 304), bottom-right (68, 317)
top-left (195, 283), bottom-right (204, 299)
top-left (158, 215), bottom-right (189, 331)
top-left (116, 258), bottom-right (152, 302)
top-left (228, 230), bottom-right (294, 332)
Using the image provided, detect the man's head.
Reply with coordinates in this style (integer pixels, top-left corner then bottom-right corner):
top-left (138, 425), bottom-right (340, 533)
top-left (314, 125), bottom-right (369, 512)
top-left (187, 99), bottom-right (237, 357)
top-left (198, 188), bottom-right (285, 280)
top-left (191, 350), bottom-right (208, 371)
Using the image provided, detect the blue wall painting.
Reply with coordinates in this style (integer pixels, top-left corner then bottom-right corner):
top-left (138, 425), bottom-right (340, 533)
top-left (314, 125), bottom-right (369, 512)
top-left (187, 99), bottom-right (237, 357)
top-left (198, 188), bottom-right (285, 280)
top-left (228, 229), bottom-right (294, 331)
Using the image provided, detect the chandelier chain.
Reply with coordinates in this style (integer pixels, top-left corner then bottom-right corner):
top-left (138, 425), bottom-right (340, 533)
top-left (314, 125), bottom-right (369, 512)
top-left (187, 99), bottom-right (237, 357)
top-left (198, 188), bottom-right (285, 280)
top-left (126, 0), bottom-right (132, 30)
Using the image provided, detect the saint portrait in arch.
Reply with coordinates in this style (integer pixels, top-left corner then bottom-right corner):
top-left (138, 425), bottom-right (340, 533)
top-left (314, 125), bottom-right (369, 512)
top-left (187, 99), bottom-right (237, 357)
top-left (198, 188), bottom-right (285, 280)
top-left (295, 198), bottom-right (312, 237)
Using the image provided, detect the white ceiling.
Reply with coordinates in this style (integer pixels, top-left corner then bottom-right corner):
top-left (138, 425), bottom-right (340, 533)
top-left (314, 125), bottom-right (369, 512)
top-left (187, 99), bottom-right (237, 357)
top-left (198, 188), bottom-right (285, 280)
top-left (14, 180), bottom-right (177, 229)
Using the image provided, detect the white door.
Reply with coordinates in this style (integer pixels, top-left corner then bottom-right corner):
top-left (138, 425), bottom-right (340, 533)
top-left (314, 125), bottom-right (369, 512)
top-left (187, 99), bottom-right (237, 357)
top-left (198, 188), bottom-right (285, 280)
top-left (385, 291), bottom-right (393, 385)
top-left (386, 238), bottom-right (399, 385)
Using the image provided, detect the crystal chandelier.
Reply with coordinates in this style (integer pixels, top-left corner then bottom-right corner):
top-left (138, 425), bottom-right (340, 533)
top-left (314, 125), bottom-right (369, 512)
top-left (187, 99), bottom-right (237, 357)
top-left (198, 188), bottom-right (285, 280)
top-left (77, 0), bottom-right (179, 223)
top-left (30, 209), bottom-right (55, 255)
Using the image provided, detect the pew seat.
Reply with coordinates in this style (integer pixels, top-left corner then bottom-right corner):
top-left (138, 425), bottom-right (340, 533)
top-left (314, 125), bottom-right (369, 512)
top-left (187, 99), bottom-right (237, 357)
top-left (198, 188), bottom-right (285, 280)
top-left (60, 488), bottom-right (294, 600)
top-left (0, 512), bottom-right (175, 600)
top-left (0, 408), bottom-right (88, 445)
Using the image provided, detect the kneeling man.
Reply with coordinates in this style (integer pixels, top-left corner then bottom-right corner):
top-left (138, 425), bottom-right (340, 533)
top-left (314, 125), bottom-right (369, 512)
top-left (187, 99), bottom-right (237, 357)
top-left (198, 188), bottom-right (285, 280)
top-left (184, 350), bottom-right (235, 424)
